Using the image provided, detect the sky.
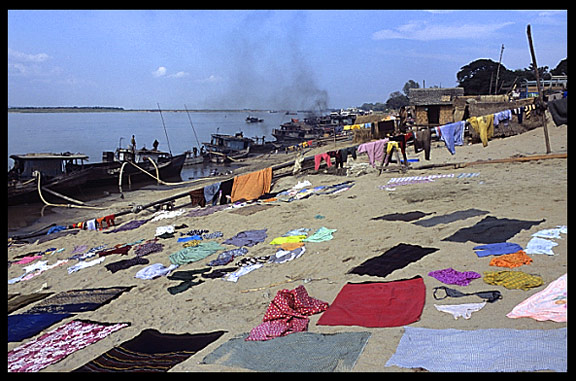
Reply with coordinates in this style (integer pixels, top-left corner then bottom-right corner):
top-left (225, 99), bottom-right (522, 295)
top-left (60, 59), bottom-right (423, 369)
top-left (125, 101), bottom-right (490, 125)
top-left (7, 9), bottom-right (568, 110)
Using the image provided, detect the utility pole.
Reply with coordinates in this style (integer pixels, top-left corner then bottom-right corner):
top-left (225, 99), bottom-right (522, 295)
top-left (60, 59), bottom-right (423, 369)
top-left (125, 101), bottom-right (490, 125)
top-left (494, 44), bottom-right (504, 95)
top-left (526, 24), bottom-right (551, 154)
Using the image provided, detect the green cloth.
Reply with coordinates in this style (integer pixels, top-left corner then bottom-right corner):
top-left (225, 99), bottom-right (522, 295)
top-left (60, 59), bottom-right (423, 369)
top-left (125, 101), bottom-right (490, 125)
top-left (169, 241), bottom-right (226, 265)
top-left (302, 227), bottom-right (337, 242)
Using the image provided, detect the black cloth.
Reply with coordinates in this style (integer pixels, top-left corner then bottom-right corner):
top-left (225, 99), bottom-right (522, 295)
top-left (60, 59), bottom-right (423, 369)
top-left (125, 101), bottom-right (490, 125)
top-left (442, 216), bottom-right (545, 244)
top-left (412, 208), bottom-right (489, 227)
top-left (547, 97), bottom-right (567, 126)
top-left (371, 211), bottom-right (433, 222)
top-left (105, 256), bottom-right (149, 273)
top-left (219, 179), bottom-right (234, 205)
top-left (414, 128), bottom-right (431, 160)
top-left (347, 243), bottom-right (439, 278)
top-left (74, 329), bottom-right (226, 372)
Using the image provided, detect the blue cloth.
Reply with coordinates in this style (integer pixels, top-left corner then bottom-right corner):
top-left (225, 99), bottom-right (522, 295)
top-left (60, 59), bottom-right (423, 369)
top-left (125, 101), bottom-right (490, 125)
top-left (204, 182), bottom-right (221, 205)
top-left (47, 225), bottom-right (67, 235)
top-left (177, 235), bottom-right (203, 243)
top-left (438, 121), bottom-right (465, 155)
top-left (386, 326), bottom-right (567, 372)
top-left (8, 313), bottom-right (73, 342)
top-left (473, 242), bottom-right (523, 257)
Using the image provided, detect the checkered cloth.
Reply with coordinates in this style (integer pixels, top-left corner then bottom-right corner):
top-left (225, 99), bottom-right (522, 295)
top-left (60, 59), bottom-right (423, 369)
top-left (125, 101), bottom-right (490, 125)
top-left (483, 270), bottom-right (543, 290)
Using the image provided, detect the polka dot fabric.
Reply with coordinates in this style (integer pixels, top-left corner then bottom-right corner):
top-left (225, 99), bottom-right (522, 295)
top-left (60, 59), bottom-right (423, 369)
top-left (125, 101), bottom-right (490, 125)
top-left (246, 285), bottom-right (329, 341)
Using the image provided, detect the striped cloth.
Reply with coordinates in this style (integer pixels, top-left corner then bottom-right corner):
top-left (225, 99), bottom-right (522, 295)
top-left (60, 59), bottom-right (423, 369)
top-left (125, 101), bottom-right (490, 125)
top-left (386, 326), bottom-right (567, 372)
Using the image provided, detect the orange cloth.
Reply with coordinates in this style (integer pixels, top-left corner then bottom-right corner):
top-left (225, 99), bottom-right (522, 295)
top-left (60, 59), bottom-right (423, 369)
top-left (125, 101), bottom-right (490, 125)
top-left (489, 250), bottom-right (533, 268)
top-left (279, 242), bottom-right (305, 251)
top-left (231, 167), bottom-right (272, 203)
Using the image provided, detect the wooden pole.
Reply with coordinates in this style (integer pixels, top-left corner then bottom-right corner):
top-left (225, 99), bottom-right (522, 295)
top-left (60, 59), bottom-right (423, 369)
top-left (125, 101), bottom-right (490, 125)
top-left (526, 24), bottom-right (551, 154)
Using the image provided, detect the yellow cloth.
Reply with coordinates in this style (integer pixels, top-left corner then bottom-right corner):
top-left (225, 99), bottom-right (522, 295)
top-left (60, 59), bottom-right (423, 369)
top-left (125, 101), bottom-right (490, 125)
top-left (483, 270), bottom-right (543, 291)
top-left (386, 141), bottom-right (399, 154)
top-left (230, 167), bottom-right (272, 203)
top-left (269, 235), bottom-right (307, 245)
top-left (468, 114), bottom-right (494, 147)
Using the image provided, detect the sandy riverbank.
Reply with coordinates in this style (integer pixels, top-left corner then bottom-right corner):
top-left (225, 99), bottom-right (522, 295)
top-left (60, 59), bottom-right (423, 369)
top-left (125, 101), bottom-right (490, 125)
top-left (7, 118), bottom-right (567, 372)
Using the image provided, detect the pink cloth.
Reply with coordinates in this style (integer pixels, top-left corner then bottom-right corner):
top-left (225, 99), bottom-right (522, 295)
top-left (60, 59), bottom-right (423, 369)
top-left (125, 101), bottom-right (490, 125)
top-left (8, 320), bottom-right (129, 372)
top-left (507, 273), bottom-right (567, 322)
top-left (15, 256), bottom-right (43, 265)
top-left (357, 138), bottom-right (388, 167)
top-left (314, 153), bottom-right (332, 170)
top-left (246, 285), bottom-right (329, 341)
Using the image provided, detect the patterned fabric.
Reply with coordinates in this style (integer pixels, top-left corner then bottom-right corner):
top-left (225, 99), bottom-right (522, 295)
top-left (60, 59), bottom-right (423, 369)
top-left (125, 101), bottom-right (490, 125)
top-left (483, 270), bottom-right (543, 290)
top-left (246, 285), bottom-right (329, 341)
top-left (8, 320), bottom-right (129, 372)
top-left (507, 273), bottom-right (567, 322)
top-left (428, 268), bottom-right (481, 286)
top-left (24, 286), bottom-right (133, 314)
top-left (74, 329), bottom-right (225, 372)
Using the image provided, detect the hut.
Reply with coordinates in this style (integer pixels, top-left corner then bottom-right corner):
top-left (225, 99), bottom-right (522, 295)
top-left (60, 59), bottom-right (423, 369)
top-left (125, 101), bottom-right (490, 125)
top-left (408, 87), bottom-right (464, 127)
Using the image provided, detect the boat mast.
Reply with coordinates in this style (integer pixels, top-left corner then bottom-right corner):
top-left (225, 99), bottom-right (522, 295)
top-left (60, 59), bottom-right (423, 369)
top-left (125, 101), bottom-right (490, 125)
top-left (156, 102), bottom-right (173, 156)
top-left (184, 104), bottom-right (202, 150)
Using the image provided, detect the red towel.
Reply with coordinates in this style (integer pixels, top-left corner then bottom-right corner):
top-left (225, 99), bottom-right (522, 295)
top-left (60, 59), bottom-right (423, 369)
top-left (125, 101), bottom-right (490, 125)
top-left (317, 276), bottom-right (425, 327)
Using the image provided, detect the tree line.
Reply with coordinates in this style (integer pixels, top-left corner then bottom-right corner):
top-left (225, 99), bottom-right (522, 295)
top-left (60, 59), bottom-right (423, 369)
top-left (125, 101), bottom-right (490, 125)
top-left (360, 57), bottom-right (567, 111)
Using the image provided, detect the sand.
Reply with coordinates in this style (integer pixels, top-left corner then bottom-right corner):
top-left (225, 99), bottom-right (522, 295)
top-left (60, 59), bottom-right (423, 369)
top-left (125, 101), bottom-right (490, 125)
top-left (7, 116), bottom-right (567, 372)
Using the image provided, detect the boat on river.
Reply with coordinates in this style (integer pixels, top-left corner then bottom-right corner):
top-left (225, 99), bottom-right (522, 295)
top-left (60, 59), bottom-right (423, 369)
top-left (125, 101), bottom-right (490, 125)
top-left (202, 133), bottom-right (253, 163)
top-left (8, 147), bottom-right (186, 205)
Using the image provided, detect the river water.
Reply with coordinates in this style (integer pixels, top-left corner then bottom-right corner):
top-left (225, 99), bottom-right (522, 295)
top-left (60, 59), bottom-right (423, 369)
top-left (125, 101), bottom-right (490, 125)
top-left (7, 110), bottom-right (301, 233)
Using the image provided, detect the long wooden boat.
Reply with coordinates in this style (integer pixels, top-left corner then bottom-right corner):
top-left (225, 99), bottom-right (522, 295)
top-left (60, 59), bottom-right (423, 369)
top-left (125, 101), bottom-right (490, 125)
top-left (8, 153), bottom-right (92, 205)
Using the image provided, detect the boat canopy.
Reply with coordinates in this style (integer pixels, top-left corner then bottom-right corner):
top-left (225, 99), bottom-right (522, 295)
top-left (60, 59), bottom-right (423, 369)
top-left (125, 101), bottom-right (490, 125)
top-left (9, 153), bottom-right (88, 179)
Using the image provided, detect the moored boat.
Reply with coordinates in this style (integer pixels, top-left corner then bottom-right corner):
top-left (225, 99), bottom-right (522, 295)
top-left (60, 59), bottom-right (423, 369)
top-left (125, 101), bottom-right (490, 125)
top-left (202, 132), bottom-right (253, 163)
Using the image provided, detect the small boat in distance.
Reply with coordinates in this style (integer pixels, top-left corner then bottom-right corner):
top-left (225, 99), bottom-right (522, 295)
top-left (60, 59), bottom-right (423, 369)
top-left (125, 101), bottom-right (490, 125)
top-left (245, 115), bottom-right (264, 123)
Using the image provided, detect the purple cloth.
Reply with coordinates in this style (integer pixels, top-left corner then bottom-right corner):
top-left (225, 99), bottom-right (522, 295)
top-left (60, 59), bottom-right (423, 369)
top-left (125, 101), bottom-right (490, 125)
top-left (104, 219), bottom-right (149, 233)
top-left (428, 268), bottom-right (481, 286)
top-left (222, 229), bottom-right (268, 247)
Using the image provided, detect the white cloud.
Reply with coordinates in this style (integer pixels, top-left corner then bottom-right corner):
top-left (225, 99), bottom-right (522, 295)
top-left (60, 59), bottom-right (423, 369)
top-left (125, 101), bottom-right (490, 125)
top-left (372, 21), bottom-right (514, 41)
top-left (168, 71), bottom-right (189, 78)
top-left (196, 74), bottom-right (223, 83)
top-left (8, 48), bottom-right (51, 63)
top-left (152, 66), bottom-right (167, 77)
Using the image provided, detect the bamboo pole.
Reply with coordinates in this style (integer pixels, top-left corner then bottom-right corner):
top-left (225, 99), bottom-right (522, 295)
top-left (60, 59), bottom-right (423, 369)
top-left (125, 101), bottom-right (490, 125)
top-left (526, 24), bottom-right (551, 154)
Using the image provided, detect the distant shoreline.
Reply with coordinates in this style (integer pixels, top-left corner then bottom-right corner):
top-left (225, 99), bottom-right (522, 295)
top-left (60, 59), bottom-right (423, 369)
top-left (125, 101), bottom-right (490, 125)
top-left (8, 107), bottom-right (308, 114)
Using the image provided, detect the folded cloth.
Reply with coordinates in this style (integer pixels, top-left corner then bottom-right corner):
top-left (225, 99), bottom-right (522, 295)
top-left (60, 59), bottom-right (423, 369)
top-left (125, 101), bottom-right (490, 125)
top-left (385, 326), bottom-right (567, 372)
top-left (317, 276), bottom-right (425, 328)
top-left (473, 242), bottom-right (524, 257)
top-left (246, 285), bottom-right (329, 341)
top-left (507, 273), bottom-right (567, 322)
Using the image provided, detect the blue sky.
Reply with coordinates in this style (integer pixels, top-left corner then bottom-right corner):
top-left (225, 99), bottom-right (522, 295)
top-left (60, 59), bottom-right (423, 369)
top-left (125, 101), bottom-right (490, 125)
top-left (8, 9), bottom-right (567, 110)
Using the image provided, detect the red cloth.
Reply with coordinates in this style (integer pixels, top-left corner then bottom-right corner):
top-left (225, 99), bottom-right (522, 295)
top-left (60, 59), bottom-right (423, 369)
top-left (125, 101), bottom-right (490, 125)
top-left (314, 153), bottom-right (332, 170)
top-left (317, 276), bottom-right (425, 328)
top-left (246, 285), bottom-right (329, 341)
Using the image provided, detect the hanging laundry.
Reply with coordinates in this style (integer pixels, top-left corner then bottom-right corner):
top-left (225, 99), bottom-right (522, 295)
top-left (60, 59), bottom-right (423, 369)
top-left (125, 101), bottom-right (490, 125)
top-left (230, 167), bottom-right (272, 203)
top-left (434, 302), bottom-right (486, 320)
top-left (436, 121), bottom-right (465, 155)
top-left (313, 153), bottom-right (332, 170)
top-left (493, 109), bottom-right (512, 128)
top-left (357, 138), bottom-right (388, 167)
top-left (413, 128), bottom-right (431, 160)
top-left (468, 114), bottom-right (494, 147)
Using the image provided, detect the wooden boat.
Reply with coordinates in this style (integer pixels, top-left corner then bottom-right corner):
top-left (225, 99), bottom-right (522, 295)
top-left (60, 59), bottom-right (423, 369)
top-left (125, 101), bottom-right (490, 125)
top-left (78, 147), bottom-right (186, 187)
top-left (271, 118), bottom-right (330, 144)
top-left (202, 133), bottom-right (253, 163)
top-left (8, 153), bottom-right (92, 205)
